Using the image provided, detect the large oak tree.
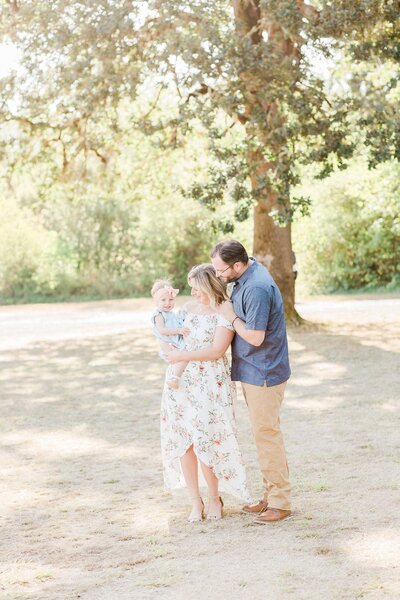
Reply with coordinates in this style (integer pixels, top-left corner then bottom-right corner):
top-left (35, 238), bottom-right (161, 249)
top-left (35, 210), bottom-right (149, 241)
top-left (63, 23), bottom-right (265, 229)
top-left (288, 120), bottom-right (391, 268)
top-left (1, 1), bottom-right (398, 319)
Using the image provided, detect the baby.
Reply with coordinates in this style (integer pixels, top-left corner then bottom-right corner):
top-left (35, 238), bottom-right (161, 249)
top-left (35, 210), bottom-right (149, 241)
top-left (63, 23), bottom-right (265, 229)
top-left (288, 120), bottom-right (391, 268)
top-left (151, 279), bottom-right (189, 389)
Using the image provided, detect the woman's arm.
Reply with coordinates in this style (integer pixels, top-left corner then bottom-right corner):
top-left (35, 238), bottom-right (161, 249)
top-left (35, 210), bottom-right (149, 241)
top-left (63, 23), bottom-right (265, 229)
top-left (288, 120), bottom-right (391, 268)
top-left (166, 326), bottom-right (234, 363)
top-left (230, 316), bottom-right (265, 346)
top-left (218, 301), bottom-right (265, 347)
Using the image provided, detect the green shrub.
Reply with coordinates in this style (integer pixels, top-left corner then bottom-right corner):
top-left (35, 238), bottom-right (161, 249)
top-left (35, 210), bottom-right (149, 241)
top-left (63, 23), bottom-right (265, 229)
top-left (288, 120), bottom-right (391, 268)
top-left (293, 161), bottom-right (400, 293)
top-left (0, 185), bottom-right (220, 301)
top-left (0, 197), bottom-right (63, 299)
top-left (131, 194), bottom-right (219, 294)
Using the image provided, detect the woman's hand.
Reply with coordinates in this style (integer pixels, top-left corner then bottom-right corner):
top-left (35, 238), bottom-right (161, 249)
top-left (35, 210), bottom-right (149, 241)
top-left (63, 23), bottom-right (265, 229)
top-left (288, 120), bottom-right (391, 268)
top-left (178, 327), bottom-right (191, 337)
top-left (165, 349), bottom-right (185, 364)
top-left (218, 300), bottom-right (236, 323)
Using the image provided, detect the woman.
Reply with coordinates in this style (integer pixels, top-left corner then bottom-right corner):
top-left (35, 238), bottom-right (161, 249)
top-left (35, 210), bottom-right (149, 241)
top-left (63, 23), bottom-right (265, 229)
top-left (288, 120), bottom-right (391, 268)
top-left (161, 264), bottom-right (252, 522)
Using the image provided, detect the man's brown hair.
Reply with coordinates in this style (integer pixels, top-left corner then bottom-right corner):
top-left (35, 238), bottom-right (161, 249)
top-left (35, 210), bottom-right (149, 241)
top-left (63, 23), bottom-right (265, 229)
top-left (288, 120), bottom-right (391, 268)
top-left (211, 240), bottom-right (249, 264)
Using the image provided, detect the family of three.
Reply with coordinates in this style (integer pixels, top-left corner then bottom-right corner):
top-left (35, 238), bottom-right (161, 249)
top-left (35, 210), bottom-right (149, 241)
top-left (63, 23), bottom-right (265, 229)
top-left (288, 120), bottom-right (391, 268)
top-left (151, 240), bottom-right (292, 524)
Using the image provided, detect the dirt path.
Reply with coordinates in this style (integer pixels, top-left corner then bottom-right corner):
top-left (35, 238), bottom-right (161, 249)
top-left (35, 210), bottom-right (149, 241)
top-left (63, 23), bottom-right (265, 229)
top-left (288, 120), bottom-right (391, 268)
top-left (1, 296), bottom-right (399, 599)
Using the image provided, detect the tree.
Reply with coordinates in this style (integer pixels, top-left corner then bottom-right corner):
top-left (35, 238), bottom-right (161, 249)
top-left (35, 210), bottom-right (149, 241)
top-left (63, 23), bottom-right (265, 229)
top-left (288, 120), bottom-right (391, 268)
top-left (1, 1), bottom-right (399, 320)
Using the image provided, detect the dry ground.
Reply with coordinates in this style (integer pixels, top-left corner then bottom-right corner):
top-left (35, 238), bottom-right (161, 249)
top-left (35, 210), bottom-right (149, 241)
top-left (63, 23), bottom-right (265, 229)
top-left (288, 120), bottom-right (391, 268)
top-left (1, 295), bottom-right (399, 600)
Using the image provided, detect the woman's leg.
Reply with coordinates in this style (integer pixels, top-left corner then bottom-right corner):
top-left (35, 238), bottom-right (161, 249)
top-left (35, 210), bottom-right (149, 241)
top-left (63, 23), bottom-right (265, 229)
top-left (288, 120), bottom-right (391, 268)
top-left (180, 446), bottom-right (203, 520)
top-left (199, 460), bottom-right (223, 519)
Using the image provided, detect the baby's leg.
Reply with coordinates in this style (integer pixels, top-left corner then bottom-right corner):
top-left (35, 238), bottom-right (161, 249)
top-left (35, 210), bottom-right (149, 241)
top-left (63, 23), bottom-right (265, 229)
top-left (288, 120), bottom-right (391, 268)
top-left (159, 340), bottom-right (172, 360)
top-left (172, 361), bottom-right (188, 378)
top-left (166, 361), bottom-right (188, 390)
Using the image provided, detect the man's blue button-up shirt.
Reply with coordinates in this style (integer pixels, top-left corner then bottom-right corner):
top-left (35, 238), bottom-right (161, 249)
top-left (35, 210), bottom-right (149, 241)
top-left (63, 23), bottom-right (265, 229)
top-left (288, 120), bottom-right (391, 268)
top-left (230, 259), bottom-right (291, 387)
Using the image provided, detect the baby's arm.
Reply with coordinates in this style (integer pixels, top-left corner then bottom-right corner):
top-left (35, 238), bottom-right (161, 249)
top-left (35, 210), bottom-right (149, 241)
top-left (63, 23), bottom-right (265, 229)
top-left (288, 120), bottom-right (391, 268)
top-left (154, 313), bottom-right (189, 337)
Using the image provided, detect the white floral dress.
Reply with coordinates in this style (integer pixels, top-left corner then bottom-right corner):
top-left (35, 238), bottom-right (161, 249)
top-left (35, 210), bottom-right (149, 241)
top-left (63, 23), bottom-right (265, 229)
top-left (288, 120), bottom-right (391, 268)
top-left (160, 308), bottom-right (252, 502)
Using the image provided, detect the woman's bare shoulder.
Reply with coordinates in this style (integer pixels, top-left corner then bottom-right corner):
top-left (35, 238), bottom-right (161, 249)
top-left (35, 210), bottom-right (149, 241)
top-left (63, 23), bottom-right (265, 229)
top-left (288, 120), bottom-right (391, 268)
top-left (182, 300), bottom-right (198, 312)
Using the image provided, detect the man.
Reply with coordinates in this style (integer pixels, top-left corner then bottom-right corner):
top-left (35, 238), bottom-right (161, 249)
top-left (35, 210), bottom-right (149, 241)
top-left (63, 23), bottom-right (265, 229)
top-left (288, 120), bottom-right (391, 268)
top-left (211, 239), bottom-right (292, 524)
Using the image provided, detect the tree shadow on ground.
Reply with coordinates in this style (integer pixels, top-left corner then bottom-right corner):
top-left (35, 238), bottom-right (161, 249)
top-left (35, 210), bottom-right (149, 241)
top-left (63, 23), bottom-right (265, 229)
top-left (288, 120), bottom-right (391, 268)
top-left (1, 322), bottom-right (399, 599)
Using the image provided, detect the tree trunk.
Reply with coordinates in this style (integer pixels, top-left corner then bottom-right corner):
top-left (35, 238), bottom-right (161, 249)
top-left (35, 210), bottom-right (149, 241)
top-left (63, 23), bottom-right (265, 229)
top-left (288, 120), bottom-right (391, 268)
top-left (247, 151), bottom-right (300, 323)
top-left (253, 192), bottom-right (298, 322)
top-left (233, 0), bottom-right (303, 323)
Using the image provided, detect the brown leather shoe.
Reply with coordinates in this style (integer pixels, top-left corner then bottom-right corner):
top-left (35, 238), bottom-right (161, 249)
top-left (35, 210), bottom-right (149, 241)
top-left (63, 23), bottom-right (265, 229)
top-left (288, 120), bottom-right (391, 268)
top-left (242, 500), bottom-right (268, 515)
top-left (253, 508), bottom-right (293, 524)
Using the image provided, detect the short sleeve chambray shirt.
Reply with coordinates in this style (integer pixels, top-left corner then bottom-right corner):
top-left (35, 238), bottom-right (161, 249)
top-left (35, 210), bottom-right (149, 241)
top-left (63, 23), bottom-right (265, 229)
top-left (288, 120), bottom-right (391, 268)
top-left (230, 259), bottom-right (291, 387)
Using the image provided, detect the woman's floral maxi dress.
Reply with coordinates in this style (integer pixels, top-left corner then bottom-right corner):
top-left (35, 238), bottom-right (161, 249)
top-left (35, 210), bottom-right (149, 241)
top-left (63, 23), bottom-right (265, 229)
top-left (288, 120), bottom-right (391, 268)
top-left (160, 308), bottom-right (252, 502)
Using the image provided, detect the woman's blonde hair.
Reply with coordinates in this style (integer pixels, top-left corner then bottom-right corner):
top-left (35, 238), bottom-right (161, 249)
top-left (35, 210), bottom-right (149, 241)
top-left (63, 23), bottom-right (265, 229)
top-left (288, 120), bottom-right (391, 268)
top-left (188, 264), bottom-right (228, 308)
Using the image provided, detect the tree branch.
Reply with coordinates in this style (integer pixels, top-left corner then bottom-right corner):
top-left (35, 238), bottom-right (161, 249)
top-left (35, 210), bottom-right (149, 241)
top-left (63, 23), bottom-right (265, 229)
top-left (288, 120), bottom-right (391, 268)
top-left (5, 0), bottom-right (19, 15)
top-left (296, 0), bottom-right (320, 24)
top-left (141, 84), bottom-right (165, 119)
top-left (186, 83), bottom-right (249, 124)
top-left (5, 113), bottom-right (60, 131)
top-left (89, 146), bottom-right (108, 165)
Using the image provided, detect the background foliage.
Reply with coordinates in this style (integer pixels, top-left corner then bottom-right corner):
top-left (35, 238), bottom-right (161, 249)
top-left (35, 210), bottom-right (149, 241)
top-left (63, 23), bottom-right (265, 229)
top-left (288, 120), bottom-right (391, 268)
top-left (293, 159), bottom-right (400, 294)
top-left (0, 1), bottom-right (399, 302)
top-left (0, 106), bottom-right (252, 301)
top-left (1, 147), bottom-right (399, 302)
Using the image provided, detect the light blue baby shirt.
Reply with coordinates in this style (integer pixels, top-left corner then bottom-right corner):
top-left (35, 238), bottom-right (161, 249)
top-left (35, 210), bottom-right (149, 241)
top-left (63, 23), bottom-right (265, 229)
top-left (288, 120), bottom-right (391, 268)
top-left (151, 309), bottom-right (186, 350)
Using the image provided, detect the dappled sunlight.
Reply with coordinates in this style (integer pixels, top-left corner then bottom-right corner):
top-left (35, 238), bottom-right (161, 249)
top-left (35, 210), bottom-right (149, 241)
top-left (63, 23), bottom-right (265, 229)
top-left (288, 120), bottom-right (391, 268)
top-left (2, 429), bottom-right (113, 457)
top-left (352, 326), bottom-right (400, 353)
top-left (285, 396), bottom-right (343, 411)
top-left (1, 300), bottom-right (400, 599)
top-left (380, 402), bottom-right (398, 412)
top-left (133, 502), bottom-right (171, 535)
top-left (290, 375), bottom-right (325, 387)
top-left (290, 351), bottom-right (325, 365)
top-left (30, 395), bottom-right (68, 404)
top-left (358, 338), bottom-right (400, 351)
top-left (288, 359), bottom-right (347, 391)
top-left (0, 561), bottom-right (61, 598)
top-left (342, 529), bottom-right (400, 568)
top-left (286, 339), bottom-right (306, 352)
top-left (4, 487), bottom-right (38, 506)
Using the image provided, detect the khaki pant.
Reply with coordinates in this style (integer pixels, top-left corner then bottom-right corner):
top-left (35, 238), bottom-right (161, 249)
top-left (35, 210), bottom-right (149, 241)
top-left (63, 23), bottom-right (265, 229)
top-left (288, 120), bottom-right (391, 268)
top-left (242, 381), bottom-right (291, 511)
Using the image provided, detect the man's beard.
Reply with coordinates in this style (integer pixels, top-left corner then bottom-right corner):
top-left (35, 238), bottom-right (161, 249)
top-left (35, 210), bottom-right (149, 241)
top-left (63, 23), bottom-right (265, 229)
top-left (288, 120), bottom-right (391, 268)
top-left (220, 275), bottom-right (239, 284)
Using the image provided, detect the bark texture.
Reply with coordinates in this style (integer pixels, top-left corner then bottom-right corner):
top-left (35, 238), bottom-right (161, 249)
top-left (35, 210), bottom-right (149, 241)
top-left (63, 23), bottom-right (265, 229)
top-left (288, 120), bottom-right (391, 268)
top-left (233, 0), bottom-right (302, 322)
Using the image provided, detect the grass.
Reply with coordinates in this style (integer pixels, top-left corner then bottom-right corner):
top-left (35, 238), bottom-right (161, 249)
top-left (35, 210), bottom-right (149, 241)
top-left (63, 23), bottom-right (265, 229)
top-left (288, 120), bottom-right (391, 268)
top-left (314, 483), bottom-right (330, 492)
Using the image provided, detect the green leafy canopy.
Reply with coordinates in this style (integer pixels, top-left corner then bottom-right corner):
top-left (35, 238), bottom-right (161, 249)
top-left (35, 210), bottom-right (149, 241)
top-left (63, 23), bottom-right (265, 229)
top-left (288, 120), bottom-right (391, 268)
top-left (1, 1), bottom-right (398, 231)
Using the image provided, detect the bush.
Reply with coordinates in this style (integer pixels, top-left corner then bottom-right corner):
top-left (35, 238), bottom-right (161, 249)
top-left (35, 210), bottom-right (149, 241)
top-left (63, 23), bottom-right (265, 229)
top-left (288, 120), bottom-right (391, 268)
top-left (131, 194), bottom-right (219, 294)
top-left (0, 107), bottom-right (250, 303)
top-left (293, 160), bottom-right (400, 293)
top-left (0, 185), bottom-right (219, 301)
top-left (0, 197), bottom-right (63, 300)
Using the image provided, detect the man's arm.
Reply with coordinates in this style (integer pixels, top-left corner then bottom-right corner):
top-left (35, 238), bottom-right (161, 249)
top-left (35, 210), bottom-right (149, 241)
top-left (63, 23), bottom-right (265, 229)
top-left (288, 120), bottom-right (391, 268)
top-left (232, 317), bottom-right (265, 346)
top-left (218, 302), bottom-right (265, 346)
top-left (219, 287), bottom-right (270, 347)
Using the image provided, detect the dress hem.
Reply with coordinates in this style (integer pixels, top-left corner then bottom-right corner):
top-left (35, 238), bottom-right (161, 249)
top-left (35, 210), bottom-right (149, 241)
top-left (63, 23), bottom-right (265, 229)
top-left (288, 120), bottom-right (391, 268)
top-left (164, 442), bottom-right (253, 504)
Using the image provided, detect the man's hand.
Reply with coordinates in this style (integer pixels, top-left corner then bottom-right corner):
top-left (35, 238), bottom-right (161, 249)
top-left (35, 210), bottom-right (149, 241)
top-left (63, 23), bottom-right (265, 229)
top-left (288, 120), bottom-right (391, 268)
top-left (218, 300), bottom-right (237, 323)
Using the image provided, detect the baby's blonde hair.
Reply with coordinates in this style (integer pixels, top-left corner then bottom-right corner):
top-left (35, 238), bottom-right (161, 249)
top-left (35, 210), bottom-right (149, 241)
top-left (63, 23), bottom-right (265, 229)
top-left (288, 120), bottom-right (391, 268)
top-left (151, 279), bottom-right (172, 297)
